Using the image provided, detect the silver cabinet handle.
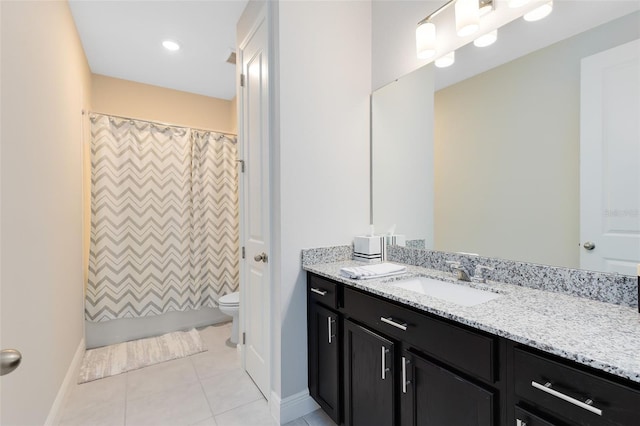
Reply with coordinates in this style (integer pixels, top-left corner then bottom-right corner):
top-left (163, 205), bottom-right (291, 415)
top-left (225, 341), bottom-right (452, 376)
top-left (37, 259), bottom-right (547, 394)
top-left (381, 346), bottom-right (390, 379)
top-left (310, 288), bottom-right (327, 296)
top-left (1, 349), bottom-right (22, 376)
top-left (531, 381), bottom-right (602, 416)
top-left (380, 316), bottom-right (407, 331)
top-left (254, 252), bottom-right (268, 262)
top-left (327, 317), bottom-right (335, 344)
top-left (402, 356), bottom-right (411, 393)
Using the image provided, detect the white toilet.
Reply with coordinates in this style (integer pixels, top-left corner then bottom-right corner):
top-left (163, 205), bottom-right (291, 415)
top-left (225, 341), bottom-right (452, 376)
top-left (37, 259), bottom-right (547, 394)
top-left (218, 292), bottom-right (240, 346)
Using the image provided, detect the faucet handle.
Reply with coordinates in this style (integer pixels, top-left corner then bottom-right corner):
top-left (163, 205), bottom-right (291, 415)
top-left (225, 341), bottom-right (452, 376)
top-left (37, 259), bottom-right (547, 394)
top-left (445, 260), bottom-right (461, 269)
top-left (472, 265), bottom-right (494, 283)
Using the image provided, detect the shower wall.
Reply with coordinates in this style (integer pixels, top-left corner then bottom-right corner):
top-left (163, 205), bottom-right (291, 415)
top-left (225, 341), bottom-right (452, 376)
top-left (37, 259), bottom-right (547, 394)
top-left (85, 75), bottom-right (238, 348)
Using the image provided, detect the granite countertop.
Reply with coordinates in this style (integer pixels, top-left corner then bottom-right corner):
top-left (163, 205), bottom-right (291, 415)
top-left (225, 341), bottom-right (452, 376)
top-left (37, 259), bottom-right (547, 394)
top-left (303, 260), bottom-right (640, 384)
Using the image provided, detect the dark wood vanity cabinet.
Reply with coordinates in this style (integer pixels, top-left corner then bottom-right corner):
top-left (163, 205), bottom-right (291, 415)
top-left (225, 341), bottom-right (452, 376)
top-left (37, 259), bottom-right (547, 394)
top-left (307, 272), bottom-right (503, 426)
top-left (306, 272), bottom-right (640, 426)
top-left (307, 275), bottom-right (341, 423)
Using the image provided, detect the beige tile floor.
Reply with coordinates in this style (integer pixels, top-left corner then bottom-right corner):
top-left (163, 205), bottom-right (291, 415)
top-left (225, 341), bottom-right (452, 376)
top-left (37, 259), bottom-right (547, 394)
top-left (58, 322), bottom-right (336, 426)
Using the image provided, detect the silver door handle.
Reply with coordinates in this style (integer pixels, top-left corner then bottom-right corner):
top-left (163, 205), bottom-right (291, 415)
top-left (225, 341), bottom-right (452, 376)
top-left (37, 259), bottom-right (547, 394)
top-left (402, 356), bottom-right (411, 393)
top-left (1, 349), bottom-right (22, 376)
top-left (380, 316), bottom-right (407, 331)
top-left (531, 381), bottom-right (602, 416)
top-left (327, 317), bottom-right (335, 344)
top-left (381, 346), bottom-right (390, 380)
top-left (254, 252), bottom-right (268, 262)
top-left (310, 288), bottom-right (327, 296)
top-left (583, 241), bottom-right (596, 250)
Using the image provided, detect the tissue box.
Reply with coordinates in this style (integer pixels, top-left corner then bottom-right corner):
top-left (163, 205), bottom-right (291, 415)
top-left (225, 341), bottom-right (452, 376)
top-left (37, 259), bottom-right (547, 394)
top-left (353, 235), bottom-right (384, 263)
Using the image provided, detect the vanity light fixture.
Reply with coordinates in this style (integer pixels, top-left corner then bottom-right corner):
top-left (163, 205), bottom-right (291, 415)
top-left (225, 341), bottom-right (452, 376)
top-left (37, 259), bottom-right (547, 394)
top-left (523, 0), bottom-right (553, 21)
top-left (508, 0), bottom-right (530, 8)
top-left (478, 0), bottom-right (494, 17)
top-left (455, 0), bottom-right (480, 37)
top-left (162, 40), bottom-right (180, 51)
top-left (416, 21), bottom-right (437, 59)
top-left (435, 51), bottom-right (455, 68)
top-left (416, 0), bottom-right (494, 60)
top-left (473, 29), bottom-right (498, 47)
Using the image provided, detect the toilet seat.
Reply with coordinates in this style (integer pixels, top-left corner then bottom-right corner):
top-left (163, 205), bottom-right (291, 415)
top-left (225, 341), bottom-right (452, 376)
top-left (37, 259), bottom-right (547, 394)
top-left (219, 291), bottom-right (239, 306)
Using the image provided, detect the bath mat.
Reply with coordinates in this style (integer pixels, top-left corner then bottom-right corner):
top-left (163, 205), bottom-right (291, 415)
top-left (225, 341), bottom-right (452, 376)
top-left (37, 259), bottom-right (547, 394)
top-left (78, 328), bottom-right (206, 383)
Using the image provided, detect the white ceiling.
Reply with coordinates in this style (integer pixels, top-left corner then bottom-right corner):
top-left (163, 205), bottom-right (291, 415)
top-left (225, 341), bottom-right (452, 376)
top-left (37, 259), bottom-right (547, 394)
top-left (69, 0), bottom-right (249, 100)
top-left (69, 1), bottom-right (639, 100)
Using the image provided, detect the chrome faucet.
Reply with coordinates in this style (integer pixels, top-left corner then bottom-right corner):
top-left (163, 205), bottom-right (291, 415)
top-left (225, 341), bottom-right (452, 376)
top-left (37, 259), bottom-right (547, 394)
top-left (445, 261), bottom-right (471, 282)
top-left (471, 265), bottom-right (495, 283)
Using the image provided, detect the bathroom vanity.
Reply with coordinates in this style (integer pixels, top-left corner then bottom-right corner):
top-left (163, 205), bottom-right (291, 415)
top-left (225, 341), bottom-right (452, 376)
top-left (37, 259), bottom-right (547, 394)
top-left (304, 259), bottom-right (640, 426)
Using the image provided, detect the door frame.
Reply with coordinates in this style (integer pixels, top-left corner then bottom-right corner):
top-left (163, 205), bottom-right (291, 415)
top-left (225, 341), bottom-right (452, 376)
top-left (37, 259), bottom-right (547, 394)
top-left (237, 2), bottom-right (271, 401)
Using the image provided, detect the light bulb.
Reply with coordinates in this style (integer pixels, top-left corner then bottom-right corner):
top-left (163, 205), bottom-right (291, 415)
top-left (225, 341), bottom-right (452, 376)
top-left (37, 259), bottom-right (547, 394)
top-left (455, 0), bottom-right (480, 37)
top-left (416, 22), bottom-right (437, 59)
top-left (524, 1), bottom-right (553, 22)
top-left (474, 29), bottom-right (498, 47)
top-left (435, 51), bottom-right (455, 68)
top-left (509, 0), bottom-right (530, 8)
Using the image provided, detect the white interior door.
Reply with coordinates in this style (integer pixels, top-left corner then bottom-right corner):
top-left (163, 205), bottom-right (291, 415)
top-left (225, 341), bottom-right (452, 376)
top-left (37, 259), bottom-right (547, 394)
top-left (239, 13), bottom-right (270, 398)
top-left (580, 39), bottom-right (640, 274)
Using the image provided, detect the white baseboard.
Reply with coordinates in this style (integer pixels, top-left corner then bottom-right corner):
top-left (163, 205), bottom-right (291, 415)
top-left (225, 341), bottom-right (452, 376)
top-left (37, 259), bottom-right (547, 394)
top-left (45, 338), bottom-right (85, 426)
top-left (270, 389), bottom-right (319, 425)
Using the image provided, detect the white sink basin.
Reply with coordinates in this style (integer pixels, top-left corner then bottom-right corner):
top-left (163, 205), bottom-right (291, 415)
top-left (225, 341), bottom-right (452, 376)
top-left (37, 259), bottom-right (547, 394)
top-left (389, 276), bottom-right (502, 307)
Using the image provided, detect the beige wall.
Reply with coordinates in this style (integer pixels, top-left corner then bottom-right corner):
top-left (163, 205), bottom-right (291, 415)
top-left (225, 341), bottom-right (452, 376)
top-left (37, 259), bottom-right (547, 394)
top-left (434, 12), bottom-right (639, 269)
top-left (1, 1), bottom-right (91, 424)
top-left (91, 74), bottom-right (236, 133)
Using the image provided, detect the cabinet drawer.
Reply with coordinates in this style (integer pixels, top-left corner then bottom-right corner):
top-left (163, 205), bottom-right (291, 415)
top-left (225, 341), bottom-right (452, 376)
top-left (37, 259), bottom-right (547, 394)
top-left (308, 274), bottom-right (339, 309)
top-left (514, 406), bottom-right (563, 426)
top-left (343, 287), bottom-right (496, 383)
top-left (514, 348), bottom-right (640, 426)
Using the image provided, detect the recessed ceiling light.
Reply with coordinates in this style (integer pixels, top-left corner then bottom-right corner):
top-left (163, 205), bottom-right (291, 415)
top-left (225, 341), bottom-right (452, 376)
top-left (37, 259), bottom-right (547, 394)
top-left (162, 40), bottom-right (180, 51)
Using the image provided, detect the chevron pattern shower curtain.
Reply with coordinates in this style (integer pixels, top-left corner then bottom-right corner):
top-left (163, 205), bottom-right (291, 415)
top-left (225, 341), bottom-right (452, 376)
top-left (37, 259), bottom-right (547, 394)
top-left (85, 114), bottom-right (239, 322)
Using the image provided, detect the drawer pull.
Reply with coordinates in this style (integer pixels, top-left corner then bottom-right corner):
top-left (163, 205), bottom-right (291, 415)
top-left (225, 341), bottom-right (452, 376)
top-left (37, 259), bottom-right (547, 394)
top-left (531, 381), bottom-right (603, 416)
top-left (310, 288), bottom-right (327, 296)
top-left (380, 316), bottom-right (407, 331)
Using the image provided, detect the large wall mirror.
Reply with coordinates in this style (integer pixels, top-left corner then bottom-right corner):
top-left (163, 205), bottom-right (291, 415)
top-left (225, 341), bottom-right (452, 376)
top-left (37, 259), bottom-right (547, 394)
top-left (372, 3), bottom-right (640, 276)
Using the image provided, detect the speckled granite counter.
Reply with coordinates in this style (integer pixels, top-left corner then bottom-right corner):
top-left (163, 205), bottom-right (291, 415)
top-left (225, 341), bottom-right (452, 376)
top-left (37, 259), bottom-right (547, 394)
top-left (303, 260), bottom-right (640, 384)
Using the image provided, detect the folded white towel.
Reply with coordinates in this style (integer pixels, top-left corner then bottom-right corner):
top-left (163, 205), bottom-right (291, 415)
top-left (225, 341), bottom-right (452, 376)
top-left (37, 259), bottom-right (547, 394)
top-left (340, 262), bottom-right (407, 280)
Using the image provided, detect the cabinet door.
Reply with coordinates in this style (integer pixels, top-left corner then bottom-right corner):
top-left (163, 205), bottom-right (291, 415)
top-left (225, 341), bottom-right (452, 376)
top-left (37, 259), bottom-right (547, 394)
top-left (344, 319), bottom-right (396, 426)
top-left (400, 350), bottom-right (494, 426)
top-left (308, 302), bottom-right (340, 423)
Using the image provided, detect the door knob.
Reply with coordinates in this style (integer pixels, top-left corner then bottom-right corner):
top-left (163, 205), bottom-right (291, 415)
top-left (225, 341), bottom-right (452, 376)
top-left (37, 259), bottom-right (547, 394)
top-left (254, 252), bottom-right (268, 263)
top-left (583, 241), bottom-right (596, 250)
top-left (1, 349), bottom-right (22, 376)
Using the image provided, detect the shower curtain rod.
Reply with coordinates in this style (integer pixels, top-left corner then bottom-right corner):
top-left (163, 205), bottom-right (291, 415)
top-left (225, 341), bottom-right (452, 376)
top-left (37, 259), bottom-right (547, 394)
top-left (83, 110), bottom-right (238, 138)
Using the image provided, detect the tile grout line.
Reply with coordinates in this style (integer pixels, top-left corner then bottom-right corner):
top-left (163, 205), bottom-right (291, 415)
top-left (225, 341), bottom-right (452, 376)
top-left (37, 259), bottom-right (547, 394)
top-left (192, 348), bottom-right (218, 425)
top-left (123, 371), bottom-right (128, 426)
